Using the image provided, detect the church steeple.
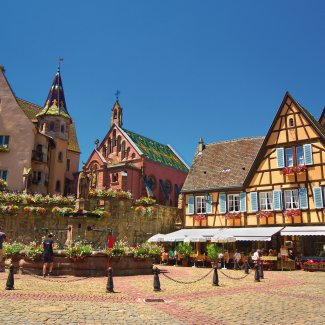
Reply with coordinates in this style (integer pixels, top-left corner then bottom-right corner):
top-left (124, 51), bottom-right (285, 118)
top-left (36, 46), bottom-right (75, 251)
top-left (36, 66), bottom-right (71, 121)
top-left (110, 100), bottom-right (123, 127)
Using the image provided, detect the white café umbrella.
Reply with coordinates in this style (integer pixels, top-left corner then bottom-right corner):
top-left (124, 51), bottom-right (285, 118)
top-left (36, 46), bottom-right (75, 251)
top-left (211, 234), bottom-right (236, 269)
top-left (148, 233), bottom-right (165, 242)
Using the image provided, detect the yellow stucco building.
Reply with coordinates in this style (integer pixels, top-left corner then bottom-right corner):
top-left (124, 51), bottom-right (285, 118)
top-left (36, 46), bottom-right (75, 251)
top-left (181, 92), bottom-right (325, 256)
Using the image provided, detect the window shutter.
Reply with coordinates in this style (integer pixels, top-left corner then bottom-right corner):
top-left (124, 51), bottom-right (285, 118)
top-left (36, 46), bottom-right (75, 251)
top-left (240, 192), bottom-right (246, 212)
top-left (250, 192), bottom-right (258, 212)
top-left (313, 187), bottom-right (323, 209)
top-left (219, 194), bottom-right (227, 214)
top-left (299, 188), bottom-right (308, 209)
top-left (188, 196), bottom-right (194, 215)
top-left (303, 144), bottom-right (313, 165)
top-left (276, 148), bottom-right (285, 168)
top-left (206, 194), bottom-right (212, 214)
top-left (273, 190), bottom-right (282, 211)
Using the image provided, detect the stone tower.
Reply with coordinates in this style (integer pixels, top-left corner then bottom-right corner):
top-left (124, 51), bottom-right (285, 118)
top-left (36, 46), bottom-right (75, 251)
top-left (36, 67), bottom-right (72, 194)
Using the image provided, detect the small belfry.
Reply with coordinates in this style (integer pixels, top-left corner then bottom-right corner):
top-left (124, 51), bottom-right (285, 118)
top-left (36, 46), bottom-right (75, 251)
top-left (110, 90), bottom-right (123, 127)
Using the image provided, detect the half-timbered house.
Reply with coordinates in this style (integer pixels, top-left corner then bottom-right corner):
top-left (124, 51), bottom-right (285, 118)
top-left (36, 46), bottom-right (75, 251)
top-left (181, 92), bottom-right (325, 256)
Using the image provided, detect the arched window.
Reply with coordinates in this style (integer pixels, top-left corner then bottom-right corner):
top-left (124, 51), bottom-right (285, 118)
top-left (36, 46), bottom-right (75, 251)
top-left (103, 145), bottom-right (107, 157)
top-left (113, 109), bottom-right (118, 119)
top-left (131, 153), bottom-right (136, 159)
top-left (107, 138), bottom-right (111, 154)
top-left (58, 151), bottom-right (63, 162)
top-left (49, 122), bottom-right (55, 131)
top-left (117, 135), bottom-right (121, 152)
top-left (112, 130), bottom-right (116, 147)
top-left (61, 124), bottom-right (65, 133)
top-left (121, 141), bottom-right (126, 159)
top-left (55, 180), bottom-right (61, 192)
top-left (288, 118), bottom-right (295, 127)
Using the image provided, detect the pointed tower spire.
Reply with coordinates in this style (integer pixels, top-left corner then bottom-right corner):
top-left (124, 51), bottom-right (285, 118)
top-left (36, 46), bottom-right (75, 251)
top-left (110, 98), bottom-right (123, 128)
top-left (36, 67), bottom-right (71, 121)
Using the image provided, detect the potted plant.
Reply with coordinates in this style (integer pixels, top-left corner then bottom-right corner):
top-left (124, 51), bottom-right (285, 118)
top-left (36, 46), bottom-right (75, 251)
top-left (176, 242), bottom-right (193, 267)
top-left (207, 244), bottom-right (223, 268)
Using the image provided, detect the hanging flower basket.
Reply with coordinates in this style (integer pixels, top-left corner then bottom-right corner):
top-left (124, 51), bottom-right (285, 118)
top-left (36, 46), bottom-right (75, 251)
top-left (283, 209), bottom-right (301, 218)
top-left (23, 206), bottom-right (47, 216)
top-left (224, 212), bottom-right (241, 220)
top-left (256, 211), bottom-right (274, 219)
top-left (134, 205), bottom-right (157, 217)
top-left (193, 214), bottom-right (206, 222)
top-left (282, 165), bottom-right (307, 175)
top-left (0, 204), bottom-right (19, 214)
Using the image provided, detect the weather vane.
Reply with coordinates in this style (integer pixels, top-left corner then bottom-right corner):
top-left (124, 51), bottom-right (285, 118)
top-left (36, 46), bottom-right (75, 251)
top-left (115, 90), bottom-right (120, 101)
top-left (58, 57), bottom-right (64, 71)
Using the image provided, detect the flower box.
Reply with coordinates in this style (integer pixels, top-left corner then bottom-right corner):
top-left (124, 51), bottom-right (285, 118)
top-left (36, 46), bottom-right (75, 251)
top-left (224, 212), bottom-right (241, 220)
top-left (282, 165), bottom-right (307, 175)
top-left (256, 211), bottom-right (274, 218)
top-left (193, 214), bottom-right (207, 222)
top-left (283, 209), bottom-right (301, 218)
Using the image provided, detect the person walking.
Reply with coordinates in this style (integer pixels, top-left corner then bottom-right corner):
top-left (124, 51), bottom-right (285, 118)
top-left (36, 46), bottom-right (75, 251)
top-left (43, 233), bottom-right (54, 277)
top-left (0, 227), bottom-right (6, 272)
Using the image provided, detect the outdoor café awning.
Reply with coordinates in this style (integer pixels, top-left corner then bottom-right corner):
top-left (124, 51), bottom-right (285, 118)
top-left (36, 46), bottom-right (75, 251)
top-left (281, 226), bottom-right (325, 236)
top-left (218, 227), bottom-right (283, 241)
top-left (151, 227), bottom-right (283, 243)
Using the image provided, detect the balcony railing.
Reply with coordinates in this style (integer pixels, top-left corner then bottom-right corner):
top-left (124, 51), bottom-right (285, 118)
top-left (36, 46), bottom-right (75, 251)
top-left (32, 150), bottom-right (44, 162)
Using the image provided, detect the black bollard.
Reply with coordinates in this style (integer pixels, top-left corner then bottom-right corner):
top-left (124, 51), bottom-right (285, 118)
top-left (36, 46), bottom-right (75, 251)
top-left (5, 264), bottom-right (14, 290)
top-left (106, 267), bottom-right (114, 293)
top-left (244, 261), bottom-right (249, 274)
top-left (212, 266), bottom-right (219, 286)
top-left (254, 264), bottom-right (260, 282)
top-left (259, 263), bottom-right (264, 279)
top-left (153, 267), bottom-right (161, 291)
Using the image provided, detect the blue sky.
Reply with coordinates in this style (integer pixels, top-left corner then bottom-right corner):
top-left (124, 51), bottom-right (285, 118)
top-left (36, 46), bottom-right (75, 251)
top-left (2, 1), bottom-right (325, 167)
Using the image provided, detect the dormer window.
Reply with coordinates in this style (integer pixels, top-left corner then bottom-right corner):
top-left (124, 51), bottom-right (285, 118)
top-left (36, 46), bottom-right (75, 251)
top-left (288, 118), bottom-right (295, 127)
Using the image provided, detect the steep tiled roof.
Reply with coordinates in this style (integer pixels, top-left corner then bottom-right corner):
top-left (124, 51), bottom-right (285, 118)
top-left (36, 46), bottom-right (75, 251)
top-left (182, 137), bottom-right (264, 192)
top-left (16, 98), bottom-right (80, 153)
top-left (36, 68), bottom-right (71, 120)
top-left (123, 129), bottom-right (189, 172)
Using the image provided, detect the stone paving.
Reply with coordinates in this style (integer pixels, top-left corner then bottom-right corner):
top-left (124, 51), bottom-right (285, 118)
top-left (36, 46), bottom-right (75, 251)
top-left (0, 266), bottom-right (324, 325)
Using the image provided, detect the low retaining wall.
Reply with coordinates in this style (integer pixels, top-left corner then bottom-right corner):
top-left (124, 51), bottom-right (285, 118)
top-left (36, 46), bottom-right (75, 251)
top-left (7, 255), bottom-right (155, 277)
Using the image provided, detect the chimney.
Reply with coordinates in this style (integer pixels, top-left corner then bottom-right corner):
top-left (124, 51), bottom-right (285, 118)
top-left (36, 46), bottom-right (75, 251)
top-left (198, 137), bottom-right (204, 156)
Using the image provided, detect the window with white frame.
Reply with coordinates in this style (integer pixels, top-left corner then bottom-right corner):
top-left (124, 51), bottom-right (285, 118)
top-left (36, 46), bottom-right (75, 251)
top-left (227, 194), bottom-right (240, 212)
top-left (296, 146), bottom-right (305, 166)
top-left (259, 192), bottom-right (273, 211)
top-left (285, 148), bottom-right (293, 167)
top-left (0, 169), bottom-right (8, 181)
top-left (195, 196), bottom-right (206, 214)
top-left (0, 135), bottom-right (10, 148)
top-left (284, 190), bottom-right (299, 209)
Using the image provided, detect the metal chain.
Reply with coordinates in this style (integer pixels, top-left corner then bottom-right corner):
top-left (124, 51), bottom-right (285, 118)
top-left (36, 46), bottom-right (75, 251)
top-left (161, 268), bottom-right (214, 284)
top-left (218, 269), bottom-right (251, 280)
top-left (21, 268), bottom-right (97, 282)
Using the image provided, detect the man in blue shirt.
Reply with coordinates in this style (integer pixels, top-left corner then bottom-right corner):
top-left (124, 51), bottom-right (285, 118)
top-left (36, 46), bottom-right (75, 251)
top-left (42, 233), bottom-right (54, 277)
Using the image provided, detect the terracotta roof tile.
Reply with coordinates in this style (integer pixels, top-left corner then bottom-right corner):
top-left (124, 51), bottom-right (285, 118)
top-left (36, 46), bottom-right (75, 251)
top-left (182, 137), bottom-right (264, 192)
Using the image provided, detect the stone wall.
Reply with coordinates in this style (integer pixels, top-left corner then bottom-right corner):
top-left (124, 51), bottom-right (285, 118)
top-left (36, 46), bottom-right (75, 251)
top-left (0, 199), bottom-right (181, 247)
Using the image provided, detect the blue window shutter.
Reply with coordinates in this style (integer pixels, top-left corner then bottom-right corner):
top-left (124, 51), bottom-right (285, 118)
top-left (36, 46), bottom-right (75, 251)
top-left (299, 188), bottom-right (308, 209)
top-left (303, 144), bottom-right (313, 165)
top-left (276, 148), bottom-right (285, 168)
top-left (313, 187), bottom-right (323, 209)
top-left (206, 194), bottom-right (212, 214)
top-left (240, 192), bottom-right (246, 212)
top-left (250, 192), bottom-right (258, 212)
top-left (219, 194), bottom-right (226, 214)
top-left (273, 190), bottom-right (282, 211)
top-left (188, 196), bottom-right (194, 214)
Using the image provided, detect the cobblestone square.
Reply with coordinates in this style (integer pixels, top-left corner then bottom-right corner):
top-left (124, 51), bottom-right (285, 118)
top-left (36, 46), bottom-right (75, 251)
top-left (0, 266), bottom-right (324, 325)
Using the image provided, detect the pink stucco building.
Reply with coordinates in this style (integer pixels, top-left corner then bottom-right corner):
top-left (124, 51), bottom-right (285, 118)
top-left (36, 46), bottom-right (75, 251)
top-left (84, 101), bottom-right (189, 206)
